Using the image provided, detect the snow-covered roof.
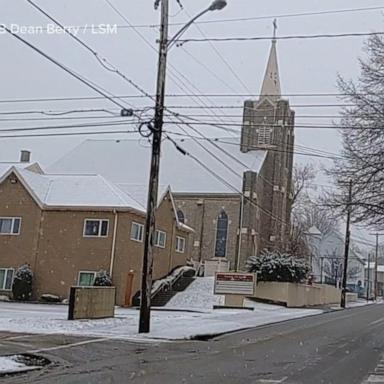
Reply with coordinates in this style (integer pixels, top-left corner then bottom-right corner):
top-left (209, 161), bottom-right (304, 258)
top-left (307, 229), bottom-right (365, 264)
top-left (307, 226), bottom-right (322, 236)
top-left (0, 162), bottom-right (43, 175)
top-left (0, 167), bottom-right (145, 213)
top-left (117, 183), bottom-right (171, 210)
top-left (365, 262), bottom-right (384, 272)
top-left (48, 137), bottom-right (268, 194)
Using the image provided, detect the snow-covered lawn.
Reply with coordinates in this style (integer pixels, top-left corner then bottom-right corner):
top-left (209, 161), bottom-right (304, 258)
top-left (0, 278), bottom-right (323, 341)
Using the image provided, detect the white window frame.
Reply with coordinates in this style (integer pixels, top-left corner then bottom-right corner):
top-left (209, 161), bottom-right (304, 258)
top-left (0, 268), bottom-right (14, 291)
top-left (176, 236), bottom-right (186, 253)
top-left (78, 271), bottom-right (96, 286)
top-left (0, 217), bottom-right (22, 236)
top-left (83, 219), bottom-right (109, 238)
top-left (155, 230), bottom-right (167, 248)
top-left (131, 222), bottom-right (144, 242)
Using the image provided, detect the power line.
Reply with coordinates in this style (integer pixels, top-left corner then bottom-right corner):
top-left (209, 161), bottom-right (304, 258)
top-left (0, 119), bottom-right (344, 160)
top-left (176, 31), bottom-right (384, 45)
top-left (166, 134), bottom-right (290, 227)
top-left (177, 6), bottom-right (384, 26)
top-left (163, 120), bottom-right (382, 130)
top-left (24, 5), bottom-right (384, 30)
top-left (0, 93), bottom-right (375, 104)
top-left (158, 104), bottom-right (353, 109)
top-left (0, 108), bottom-right (120, 116)
top-left (183, 7), bottom-right (251, 94)
top-left (3, 26), bottom-right (135, 113)
top-left (103, 0), bottom-right (240, 129)
top-left (166, 132), bottom-right (343, 160)
top-left (25, 0), bottom-right (154, 103)
top-left (0, 120), bottom-right (136, 133)
top-left (0, 129), bottom-right (138, 139)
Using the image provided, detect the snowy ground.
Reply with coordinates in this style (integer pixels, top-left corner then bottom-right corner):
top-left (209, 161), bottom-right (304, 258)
top-left (0, 278), bottom-right (323, 341)
top-left (166, 276), bottom-right (225, 310)
top-left (0, 356), bottom-right (38, 374)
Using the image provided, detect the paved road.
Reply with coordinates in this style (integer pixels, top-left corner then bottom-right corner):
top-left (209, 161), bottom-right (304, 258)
top-left (1, 304), bottom-right (384, 384)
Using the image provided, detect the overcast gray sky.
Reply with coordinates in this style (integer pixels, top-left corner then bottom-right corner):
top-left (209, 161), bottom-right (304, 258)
top-left (1, 0), bottom-right (383, 164)
top-left (0, 0), bottom-right (383, 169)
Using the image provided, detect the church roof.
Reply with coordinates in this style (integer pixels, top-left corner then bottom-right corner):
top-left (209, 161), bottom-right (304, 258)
top-left (48, 136), bottom-right (268, 196)
top-left (260, 40), bottom-right (281, 102)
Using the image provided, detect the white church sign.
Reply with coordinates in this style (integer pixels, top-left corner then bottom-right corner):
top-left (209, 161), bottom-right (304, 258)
top-left (214, 272), bottom-right (256, 296)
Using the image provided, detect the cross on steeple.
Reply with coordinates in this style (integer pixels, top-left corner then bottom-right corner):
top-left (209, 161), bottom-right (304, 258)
top-left (273, 19), bottom-right (278, 41)
top-left (260, 19), bottom-right (281, 101)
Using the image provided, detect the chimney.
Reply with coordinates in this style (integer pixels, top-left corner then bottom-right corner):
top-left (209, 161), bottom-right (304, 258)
top-left (20, 150), bottom-right (31, 163)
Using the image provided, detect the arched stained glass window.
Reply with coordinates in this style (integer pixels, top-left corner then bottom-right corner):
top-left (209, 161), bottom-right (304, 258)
top-left (215, 211), bottom-right (228, 258)
top-left (177, 209), bottom-right (185, 224)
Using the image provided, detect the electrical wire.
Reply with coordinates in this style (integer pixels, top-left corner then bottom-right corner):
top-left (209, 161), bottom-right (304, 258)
top-left (165, 134), bottom-right (290, 227)
top-left (0, 129), bottom-right (138, 139)
top-left (176, 31), bottom-right (384, 45)
top-left (0, 93), bottom-right (376, 104)
top-left (26, 0), bottom-right (154, 103)
top-left (103, 0), bottom-right (240, 129)
top-left (183, 7), bottom-right (252, 94)
top-left (3, 26), bottom-right (136, 113)
top-left (26, 5), bottom-right (384, 29)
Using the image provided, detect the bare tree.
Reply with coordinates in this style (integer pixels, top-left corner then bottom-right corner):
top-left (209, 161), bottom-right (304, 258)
top-left (291, 164), bottom-right (316, 207)
top-left (288, 164), bottom-right (337, 255)
top-left (327, 34), bottom-right (384, 227)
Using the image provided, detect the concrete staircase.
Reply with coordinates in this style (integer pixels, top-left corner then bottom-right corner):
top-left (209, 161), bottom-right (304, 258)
top-left (151, 276), bottom-right (195, 307)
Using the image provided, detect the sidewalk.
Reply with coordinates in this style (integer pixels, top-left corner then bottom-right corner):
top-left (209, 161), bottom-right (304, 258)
top-left (0, 300), bottom-right (322, 341)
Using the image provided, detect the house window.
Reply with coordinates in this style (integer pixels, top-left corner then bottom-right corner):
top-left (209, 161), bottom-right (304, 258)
top-left (176, 236), bottom-right (186, 253)
top-left (78, 271), bottom-right (96, 286)
top-left (0, 268), bottom-right (14, 291)
top-left (131, 222), bottom-right (144, 242)
top-left (0, 217), bottom-right (21, 235)
top-left (83, 219), bottom-right (109, 237)
top-left (155, 230), bottom-right (166, 248)
top-left (177, 209), bottom-right (185, 224)
top-left (215, 211), bottom-right (228, 258)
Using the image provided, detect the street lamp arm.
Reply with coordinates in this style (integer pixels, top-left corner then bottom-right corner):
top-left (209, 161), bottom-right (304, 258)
top-left (167, 0), bottom-right (227, 49)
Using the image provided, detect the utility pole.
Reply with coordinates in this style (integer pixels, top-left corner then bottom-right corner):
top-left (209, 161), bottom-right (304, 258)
top-left (366, 253), bottom-right (371, 302)
top-left (139, 0), bottom-right (169, 334)
top-left (341, 179), bottom-right (353, 308)
top-left (138, 0), bottom-right (227, 334)
top-left (370, 233), bottom-right (384, 302)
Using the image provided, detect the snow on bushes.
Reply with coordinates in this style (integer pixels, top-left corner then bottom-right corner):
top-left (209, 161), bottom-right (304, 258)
top-left (93, 270), bottom-right (113, 287)
top-left (12, 264), bottom-right (33, 301)
top-left (246, 250), bottom-right (309, 283)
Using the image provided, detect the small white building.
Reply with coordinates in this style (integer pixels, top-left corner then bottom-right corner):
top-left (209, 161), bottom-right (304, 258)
top-left (365, 263), bottom-right (384, 297)
top-left (306, 227), bottom-right (365, 292)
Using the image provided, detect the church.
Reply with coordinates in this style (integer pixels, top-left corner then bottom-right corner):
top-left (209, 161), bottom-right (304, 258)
top-left (49, 38), bottom-right (295, 272)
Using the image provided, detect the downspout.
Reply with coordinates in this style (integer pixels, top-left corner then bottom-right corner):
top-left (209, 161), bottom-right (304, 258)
top-left (169, 219), bottom-right (176, 271)
top-left (109, 210), bottom-right (118, 278)
top-left (236, 194), bottom-right (244, 272)
top-left (32, 209), bottom-right (44, 299)
top-left (199, 200), bottom-right (205, 262)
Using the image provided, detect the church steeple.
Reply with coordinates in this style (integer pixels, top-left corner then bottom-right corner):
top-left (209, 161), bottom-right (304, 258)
top-left (260, 20), bottom-right (281, 102)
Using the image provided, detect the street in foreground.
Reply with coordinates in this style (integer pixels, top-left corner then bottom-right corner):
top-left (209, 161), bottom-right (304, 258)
top-left (0, 304), bottom-right (384, 384)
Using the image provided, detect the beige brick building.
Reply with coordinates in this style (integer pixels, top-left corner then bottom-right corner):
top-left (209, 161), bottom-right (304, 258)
top-left (0, 164), bottom-right (192, 305)
top-left (49, 39), bottom-right (295, 272)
